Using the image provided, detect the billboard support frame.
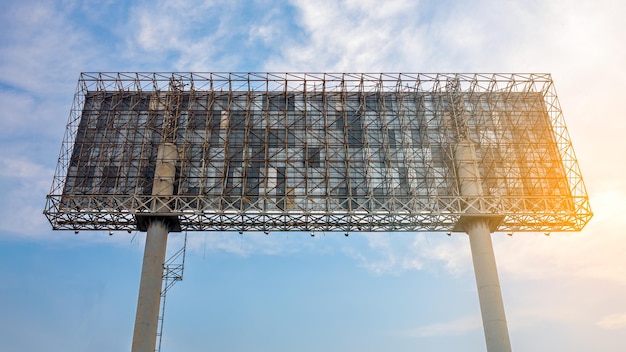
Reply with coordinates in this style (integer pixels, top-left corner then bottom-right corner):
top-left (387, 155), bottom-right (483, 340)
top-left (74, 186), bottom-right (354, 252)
top-left (44, 72), bottom-right (592, 234)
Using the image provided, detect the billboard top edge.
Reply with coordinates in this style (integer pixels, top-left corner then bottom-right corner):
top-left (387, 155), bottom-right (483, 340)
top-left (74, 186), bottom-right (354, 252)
top-left (76, 72), bottom-right (554, 95)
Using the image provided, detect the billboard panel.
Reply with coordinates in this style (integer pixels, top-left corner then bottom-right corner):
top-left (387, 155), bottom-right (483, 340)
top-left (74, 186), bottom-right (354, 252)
top-left (45, 73), bottom-right (592, 232)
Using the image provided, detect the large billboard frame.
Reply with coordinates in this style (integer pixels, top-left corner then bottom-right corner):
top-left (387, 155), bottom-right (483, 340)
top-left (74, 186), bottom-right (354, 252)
top-left (44, 72), bottom-right (592, 233)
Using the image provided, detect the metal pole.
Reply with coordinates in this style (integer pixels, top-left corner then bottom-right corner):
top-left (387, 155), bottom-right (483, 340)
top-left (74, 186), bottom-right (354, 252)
top-left (467, 219), bottom-right (512, 352)
top-left (132, 220), bottom-right (169, 352)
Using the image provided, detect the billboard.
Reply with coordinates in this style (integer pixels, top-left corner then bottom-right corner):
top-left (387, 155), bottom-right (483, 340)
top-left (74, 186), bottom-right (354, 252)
top-left (45, 73), bottom-right (592, 232)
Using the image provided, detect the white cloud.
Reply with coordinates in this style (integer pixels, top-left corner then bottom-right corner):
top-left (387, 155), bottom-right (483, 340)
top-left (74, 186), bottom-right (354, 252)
top-left (131, 1), bottom-right (220, 53)
top-left (124, 0), bottom-right (297, 71)
top-left (0, 155), bottom-right (55, 237)
top-left (342, 233), bottom-right (472, 276)
top-left (596, 313), bottom-right (626, 330)
top-left (247, 5), bottom-right (293, 47)
top-left (276, 0), bottom-right (626, 76)
top-left (0, 156), bottom-right (49, 180)
top-left (0, 1), bottom-right (98, 95)
top-left (273, 0), bottom-right (547, 71)
top-left (0, 0), bottom-right (110, 238)
top-left (270, 0), bottom-right (425, 71)
top-left (126, 1), bottom-right (222, 70)
top-left (351, 235), bottom-right (403, 274)
top-left (493, 208), bottom-right (626, 287)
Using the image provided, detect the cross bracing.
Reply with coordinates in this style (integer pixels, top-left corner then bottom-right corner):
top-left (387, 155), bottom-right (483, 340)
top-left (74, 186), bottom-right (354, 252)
top-left (44, 73), bottom-right (592, 232)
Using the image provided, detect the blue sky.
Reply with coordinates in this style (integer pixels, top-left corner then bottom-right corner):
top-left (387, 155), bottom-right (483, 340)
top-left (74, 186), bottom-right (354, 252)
top-left (1, 0), bottom-right (626, 351)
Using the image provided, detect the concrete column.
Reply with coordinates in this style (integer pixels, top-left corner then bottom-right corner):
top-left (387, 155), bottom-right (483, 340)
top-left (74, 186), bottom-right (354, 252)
top-left (455, 140), bottom-right (512, 352)
top-left (467, 219), bottom-right (512, 352)
top-left (455, 140), bottom-right (483, 212)
top-left (132, 142), bottom-right (177, 352)
top-left (132, 220), bottom-right (169, 352)
top-left (152, 143), bottom-right (178, 213)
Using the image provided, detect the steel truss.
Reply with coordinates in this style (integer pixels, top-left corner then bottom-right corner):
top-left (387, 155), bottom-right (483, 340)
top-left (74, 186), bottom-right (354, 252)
top-left (45, 73), bottom-right (592, 232)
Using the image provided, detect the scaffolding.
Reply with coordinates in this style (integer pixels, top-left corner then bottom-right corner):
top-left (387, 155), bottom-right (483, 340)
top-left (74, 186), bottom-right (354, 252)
top-left (44, 72), bottom-right (592, 233)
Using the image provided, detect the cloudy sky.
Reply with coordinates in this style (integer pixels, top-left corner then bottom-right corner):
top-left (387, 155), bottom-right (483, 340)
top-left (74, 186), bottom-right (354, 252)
top-left (1, 0), bottom-right (625, 351)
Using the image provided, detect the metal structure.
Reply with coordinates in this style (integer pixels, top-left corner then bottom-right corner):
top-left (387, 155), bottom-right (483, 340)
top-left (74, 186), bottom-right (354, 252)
top-left (156, 232), bottom-right (187, 352)
top-left (45, 72), bottom-right (591, 233)
top-left (44, 72), bottom-right (592, 352)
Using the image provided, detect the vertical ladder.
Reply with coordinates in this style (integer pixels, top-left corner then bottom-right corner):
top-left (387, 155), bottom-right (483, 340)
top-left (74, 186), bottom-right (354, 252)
top-left (155, 232), bottom-right (187, 352)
